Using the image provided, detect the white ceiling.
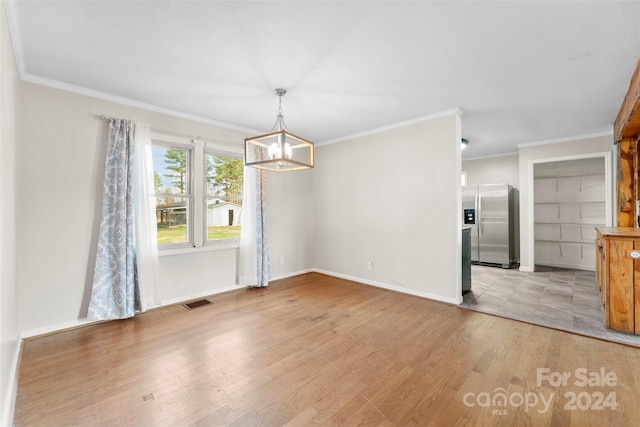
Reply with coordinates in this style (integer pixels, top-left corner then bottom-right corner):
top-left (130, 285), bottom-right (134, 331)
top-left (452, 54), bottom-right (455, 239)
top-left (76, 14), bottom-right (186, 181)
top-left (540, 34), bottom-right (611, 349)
top-left (7, 1), bottom-right (640, 158)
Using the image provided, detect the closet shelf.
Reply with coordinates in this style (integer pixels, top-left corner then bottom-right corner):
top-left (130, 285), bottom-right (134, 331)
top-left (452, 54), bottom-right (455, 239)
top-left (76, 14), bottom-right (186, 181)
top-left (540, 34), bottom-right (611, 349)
top-left (534, 160), bottom-right (605, 270)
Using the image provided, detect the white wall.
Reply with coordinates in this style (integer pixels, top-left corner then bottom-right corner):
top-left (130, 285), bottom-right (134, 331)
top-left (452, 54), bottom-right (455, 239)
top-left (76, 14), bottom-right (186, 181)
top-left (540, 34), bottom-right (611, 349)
top-left (462, 153), bottom-right (519, 187)
top-left (268, 169), bottom-right (315, 279)
top-left (18, 82), bottom-right (314, 334)
top-left (313, 112), bottom-right (462, 303)
top-left (518, 133), bottom-right (614, 271)
top-left (0, 1), bottom-right (20, 423)
top-left (157, 249), bottom-right (238, 305)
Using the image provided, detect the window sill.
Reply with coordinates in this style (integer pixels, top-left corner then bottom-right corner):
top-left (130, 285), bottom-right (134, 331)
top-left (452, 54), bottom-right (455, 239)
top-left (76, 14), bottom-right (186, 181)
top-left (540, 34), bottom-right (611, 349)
top-left (158, 239), bottom-right (240, 257)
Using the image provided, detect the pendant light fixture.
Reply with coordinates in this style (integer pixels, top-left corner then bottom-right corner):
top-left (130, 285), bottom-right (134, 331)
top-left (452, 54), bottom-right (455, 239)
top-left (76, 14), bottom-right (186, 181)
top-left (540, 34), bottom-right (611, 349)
top-left (244, 89), bottom-right (314, 172)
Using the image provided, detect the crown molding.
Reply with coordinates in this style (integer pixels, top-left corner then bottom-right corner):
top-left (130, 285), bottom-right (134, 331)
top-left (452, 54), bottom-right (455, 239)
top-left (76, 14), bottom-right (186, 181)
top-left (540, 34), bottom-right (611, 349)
top-left (462, 151), bottom-right (519, 161)
top-left (20, 73), bottom-right (262, 135)
top-left (317, 107), bottom-right (464, 147)
top-left (516, 128), bottom-right (613, 149)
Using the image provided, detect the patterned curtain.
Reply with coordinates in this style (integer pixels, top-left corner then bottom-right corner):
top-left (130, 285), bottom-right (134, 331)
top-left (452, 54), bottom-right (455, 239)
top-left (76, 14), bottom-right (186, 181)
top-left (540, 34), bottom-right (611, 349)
top-left (239, 166), bottom-right (271, 287)
top-left (88, 119), bottom-right (140, 320)
top-left (255, 168), bottom-right (270, 286)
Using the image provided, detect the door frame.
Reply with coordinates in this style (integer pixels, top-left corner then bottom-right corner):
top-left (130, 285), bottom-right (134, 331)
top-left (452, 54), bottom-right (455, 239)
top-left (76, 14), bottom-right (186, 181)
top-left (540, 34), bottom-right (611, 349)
top-left (526, 151), bottom-right (613, 272)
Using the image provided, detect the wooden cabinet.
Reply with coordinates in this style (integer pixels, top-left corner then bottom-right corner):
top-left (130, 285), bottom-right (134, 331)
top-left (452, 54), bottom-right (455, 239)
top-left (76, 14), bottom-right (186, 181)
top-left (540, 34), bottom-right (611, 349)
top-left (595, 227), bottom-right (640, 334)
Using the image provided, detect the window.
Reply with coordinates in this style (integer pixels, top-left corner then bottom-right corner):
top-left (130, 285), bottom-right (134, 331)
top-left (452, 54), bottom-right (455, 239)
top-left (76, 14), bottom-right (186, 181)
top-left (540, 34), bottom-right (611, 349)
top-left (153, 144), bottom-right (192, 246)
top-left (152, 136), bottom-right (243, 249)
top-left (205, 153), bottom-right (243, 241)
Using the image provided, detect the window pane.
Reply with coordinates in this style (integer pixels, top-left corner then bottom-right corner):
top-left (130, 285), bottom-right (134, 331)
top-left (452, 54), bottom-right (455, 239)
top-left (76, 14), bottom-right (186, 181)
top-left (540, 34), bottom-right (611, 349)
top-left (153, 143), bottom-right (191, 246)
top-left (156, 197), bottom-right (189, 244)
top-left (153, 146), bottom-right (188, 195)
top-left (206, 154), bottom-right (243, 200)
top-left (206, 154), bottom-right (243, 240)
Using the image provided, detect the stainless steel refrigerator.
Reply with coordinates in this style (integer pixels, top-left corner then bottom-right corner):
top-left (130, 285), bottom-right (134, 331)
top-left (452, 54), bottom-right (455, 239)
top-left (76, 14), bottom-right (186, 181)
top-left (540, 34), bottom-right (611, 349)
top-left (462, 183), bottom-right (515, 268)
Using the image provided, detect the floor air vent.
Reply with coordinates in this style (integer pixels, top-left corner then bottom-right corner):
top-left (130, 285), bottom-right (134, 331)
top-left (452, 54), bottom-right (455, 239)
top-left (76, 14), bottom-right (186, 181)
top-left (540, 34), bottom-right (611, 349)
top-left (183, 299), bottom-right (212, 310)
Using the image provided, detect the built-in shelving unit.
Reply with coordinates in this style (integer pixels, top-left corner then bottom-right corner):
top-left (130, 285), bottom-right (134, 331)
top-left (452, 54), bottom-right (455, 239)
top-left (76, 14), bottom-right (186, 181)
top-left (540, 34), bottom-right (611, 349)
top-left (534, 158), bottom-right (606, 270)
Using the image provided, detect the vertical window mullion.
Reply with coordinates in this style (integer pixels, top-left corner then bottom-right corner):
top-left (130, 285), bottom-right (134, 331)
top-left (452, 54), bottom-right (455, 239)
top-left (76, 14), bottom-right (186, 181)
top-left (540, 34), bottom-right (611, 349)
top-left (182, 144), bottom-right (194, 247)
top-left (192, 140), bottom-right (205, 248)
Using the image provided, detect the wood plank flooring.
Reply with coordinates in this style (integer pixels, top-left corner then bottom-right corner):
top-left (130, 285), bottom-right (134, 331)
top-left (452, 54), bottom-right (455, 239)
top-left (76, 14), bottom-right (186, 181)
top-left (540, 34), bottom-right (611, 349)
top-left (14, 273), bottom-right (640, 426)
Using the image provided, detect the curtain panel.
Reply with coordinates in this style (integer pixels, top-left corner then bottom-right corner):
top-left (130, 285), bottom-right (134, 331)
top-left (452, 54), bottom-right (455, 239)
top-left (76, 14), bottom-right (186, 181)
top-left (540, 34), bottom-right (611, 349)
top-left (239, 166), bottom-right (271, 287)
top-left (88, 119), bottom-right (159, 320)
top-left (133, 122), bottom-right (160, 311)
top-left (88, 119), bottom-right (140, 320)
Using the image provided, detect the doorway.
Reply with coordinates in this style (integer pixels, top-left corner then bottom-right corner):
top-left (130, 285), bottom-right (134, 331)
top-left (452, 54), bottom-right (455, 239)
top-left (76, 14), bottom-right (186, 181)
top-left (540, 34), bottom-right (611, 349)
top-left (529, 152), bottom-right (613, 271)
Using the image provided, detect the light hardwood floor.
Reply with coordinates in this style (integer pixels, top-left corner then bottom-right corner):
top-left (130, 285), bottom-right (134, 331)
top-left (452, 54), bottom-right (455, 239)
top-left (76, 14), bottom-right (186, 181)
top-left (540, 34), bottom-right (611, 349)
top-left (15, 273), bottom-right (640, 426)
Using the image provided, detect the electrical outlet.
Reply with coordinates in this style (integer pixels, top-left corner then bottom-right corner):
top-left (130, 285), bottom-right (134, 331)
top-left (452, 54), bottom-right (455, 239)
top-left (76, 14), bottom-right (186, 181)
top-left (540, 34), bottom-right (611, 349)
top-left (367, 261), bottom-right (373, 270)
top-left (280, 256), bottom-right (285, 265)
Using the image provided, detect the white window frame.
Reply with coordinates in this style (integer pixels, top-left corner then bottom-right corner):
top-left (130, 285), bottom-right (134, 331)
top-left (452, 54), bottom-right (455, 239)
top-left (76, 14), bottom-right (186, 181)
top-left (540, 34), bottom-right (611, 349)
top-left (152, 138), bottom-right (194, 250)
top-left (151, 132), bottom-right (244, 255)
top-left (203, 150), bottom-right (244, 247)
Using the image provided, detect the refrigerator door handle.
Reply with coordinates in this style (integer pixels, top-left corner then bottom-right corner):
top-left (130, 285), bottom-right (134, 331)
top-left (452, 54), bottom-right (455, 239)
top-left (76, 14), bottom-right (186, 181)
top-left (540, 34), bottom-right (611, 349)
top-left (477, 192), bottom-right (482, 237)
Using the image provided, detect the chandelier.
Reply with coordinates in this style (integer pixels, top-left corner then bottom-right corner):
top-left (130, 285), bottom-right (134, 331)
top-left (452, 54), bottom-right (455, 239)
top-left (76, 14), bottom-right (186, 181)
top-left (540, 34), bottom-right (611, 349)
top-left (244, 89), bottom-right (314, 172)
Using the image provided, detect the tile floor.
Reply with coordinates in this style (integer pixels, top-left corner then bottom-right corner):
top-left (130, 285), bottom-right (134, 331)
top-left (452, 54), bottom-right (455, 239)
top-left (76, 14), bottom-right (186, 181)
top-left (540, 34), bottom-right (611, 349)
top-left (461, 264), bottom-right (640, 347)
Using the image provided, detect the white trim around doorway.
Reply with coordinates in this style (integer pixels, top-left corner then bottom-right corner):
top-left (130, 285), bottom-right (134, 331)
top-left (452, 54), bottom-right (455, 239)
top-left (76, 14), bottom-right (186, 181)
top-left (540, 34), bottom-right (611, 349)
top-left (525, 151), bottom-right (613, 272)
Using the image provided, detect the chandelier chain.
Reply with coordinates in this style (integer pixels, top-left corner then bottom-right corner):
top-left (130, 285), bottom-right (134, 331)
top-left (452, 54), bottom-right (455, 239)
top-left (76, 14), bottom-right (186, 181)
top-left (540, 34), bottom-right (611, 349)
top-left (271, 88), bottom-right (286, 131)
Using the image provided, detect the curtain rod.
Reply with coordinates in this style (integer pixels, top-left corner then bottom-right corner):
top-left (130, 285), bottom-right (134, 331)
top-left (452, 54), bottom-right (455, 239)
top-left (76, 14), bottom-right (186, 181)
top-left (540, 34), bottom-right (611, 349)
top-left (96, 114), bottom-right (242, 151)
top-left (97, 114), bottom-right (199, 140)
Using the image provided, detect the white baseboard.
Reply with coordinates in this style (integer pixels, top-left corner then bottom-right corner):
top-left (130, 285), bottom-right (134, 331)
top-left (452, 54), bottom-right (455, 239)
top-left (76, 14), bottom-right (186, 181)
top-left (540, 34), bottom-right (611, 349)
top-left (2, 336), bottom-right (23, 427)
top-left (160, 269), bottom-right (315, 306)
top-left (21, 318), bottom-right (100, 339)
top-left (535, 262), bottom-right (595, 272)
top-left (161, 270), bottom-right (315, 306)
top-left (20, 271), bottom-right (315, 339)
top-left (160, 284), bottom-right (242, 306)
top-left (520, 264), bottom-right (594, 273)
top-left (22, 284), bottom-right (246, 339)
top-left (312, 268), bottom-right (461, 305)
top-left (271, 268), bottom-right (314, 282)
